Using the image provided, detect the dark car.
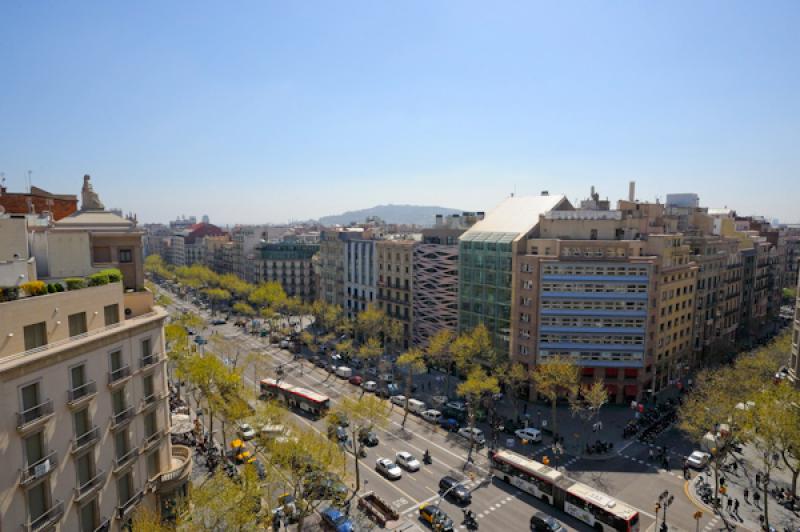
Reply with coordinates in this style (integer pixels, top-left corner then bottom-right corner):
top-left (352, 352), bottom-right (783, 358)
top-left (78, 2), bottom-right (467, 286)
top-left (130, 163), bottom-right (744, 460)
top-left (358, 429), bottom-right (379, 447)
top-left (530, 512), bottom-right (565, 532)
top-left (320, 507), bottom-right (354, 532)
top-left (304, 472), bottom-right (349, 502)
top-left (349, 375), bottom-right (363, 386)
top-left (439, 418), bottom-right (460, 432)
top-left (439, 476), bottom-right (471, 505)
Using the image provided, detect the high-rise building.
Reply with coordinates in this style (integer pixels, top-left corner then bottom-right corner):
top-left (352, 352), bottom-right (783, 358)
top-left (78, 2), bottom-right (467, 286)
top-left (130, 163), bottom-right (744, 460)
top-left (0, 177), bottom-right (190, 532)
top-left (376, 239), bottom-right (417, 348)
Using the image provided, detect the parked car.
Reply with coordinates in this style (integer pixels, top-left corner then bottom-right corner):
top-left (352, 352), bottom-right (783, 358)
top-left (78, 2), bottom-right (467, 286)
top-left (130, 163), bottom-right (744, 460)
top-left (238, 423), bottom-right (256, 441)
top-left (362, 380), bottom-right (378, 393)
top-left (515, 427), bottom-right (543, 443)
top-left (457, 427), bottom-right (486, 447)
top-left (358, 429), bottom-right (379, 447)
top-left (348, 375), bottom-right (363, 386)
top-left (375, 458), bottom-right (402, 480)
top-left (530, 511), bottom-right (565, 531)
top-left (407, 398), bottom-right (426, 414)
top-left (279, 339), bottom-right (290, 348)
top-left (439, 418), bottom-right (460, 432)
top-left (686, 450), bottom-right (711, 469)
top-left (421, 409), bottom-right (442, 424)
top-left (395, 451), bottom-right (420, 472)
top-left (320, 507), bottom-right (354, 532)
top-left (378, 373), bottom-right (394, 383)
top-left (439, 475), bottom-right (472, 505)
top-left (314, 357), bottom-right (327, 368)
top-left (390, 395), bottom-right (407, 406)
top-left (211, 318), bottom-right (226, 325)
top-left (418, 504), bottom-right (454, 531)
top-left (445, 400), bottom-right (466, 412)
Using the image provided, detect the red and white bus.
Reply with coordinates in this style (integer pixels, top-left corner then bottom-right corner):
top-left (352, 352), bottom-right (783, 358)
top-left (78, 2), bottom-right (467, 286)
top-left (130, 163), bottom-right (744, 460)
top-left (490, 450), bottom-right (639, 532)
top-left (260, 378), bottom-right (331, 419)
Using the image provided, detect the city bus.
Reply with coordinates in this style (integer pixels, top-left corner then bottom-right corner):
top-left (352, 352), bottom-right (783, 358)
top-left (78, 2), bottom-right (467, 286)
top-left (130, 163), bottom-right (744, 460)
top-left (259, 378), bottom-right (331, 419)
top-left (490, 450), bottom-right (639, 532)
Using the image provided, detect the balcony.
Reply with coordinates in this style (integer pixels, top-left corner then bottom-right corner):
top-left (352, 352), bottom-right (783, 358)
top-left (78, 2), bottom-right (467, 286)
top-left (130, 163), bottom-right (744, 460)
top-left (20, 451), bottom-right (58, 487)
top-left (67, 380), bottom-right (97, 407)
top-left (75, 470), bottom-right (105, 502)
top-left (154, 445), bottom-right (193, 493)
top-left (139, 352), bottom-right (161, 371)
top-left (72, 427), bottom-right (100, 454)
top-left (93, 519), bottom-right (110, 532)
top-left (142, 429), bottom-right (165, 450)
top-left (107, 365), bottom-right (131, 387)
top-left (24, 500), bottom-right (64, 532)
top-left (113, 446), bottom-right (140, 473)
top-left (116, 490), bottom-right (144, 521)
top-left (17, 399), bottom-right (54, 432)
top-left (110, 406), bottom-right (134, 430)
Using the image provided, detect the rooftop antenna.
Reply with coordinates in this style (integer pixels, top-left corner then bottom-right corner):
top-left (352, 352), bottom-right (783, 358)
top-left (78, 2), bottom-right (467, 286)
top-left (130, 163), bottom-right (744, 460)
top-left (27, 170), bottom-right (32, 192)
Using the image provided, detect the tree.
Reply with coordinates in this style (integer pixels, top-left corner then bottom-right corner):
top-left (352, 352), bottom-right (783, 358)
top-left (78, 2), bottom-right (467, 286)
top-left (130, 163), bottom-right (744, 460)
top-left (178, 353), bottom-right (240, 446)
top-left (232, 301), bottom-right (256, 317)
top-left (451, 324), bottom-right (497, 373)
top-left (570, 379), bottom-right (609, 451)
top-left (383, 318), bottom-right (404, 356)
top-left (426, 330), bottom-right (455, 396)
top-left (457, 367), bottom-right (500, 462)
top-left (396, 348), bottom-right (426, 428)
top-left (331, 395), bottom-right (390, 496)
top-left (183, 466), bottom-right (268, 531)
top-left (356, 305), bottom-right (386, 343)
top-left (204, 287), bottom-right (231, 313)
top-left (500, 362), bottom-right (532, 420)
top-left (532, 355), bottom-right (579, 441)
top-left (219, 273), bottom-right (254, 300)
top-left (356, 337), bottom-right (383, 378)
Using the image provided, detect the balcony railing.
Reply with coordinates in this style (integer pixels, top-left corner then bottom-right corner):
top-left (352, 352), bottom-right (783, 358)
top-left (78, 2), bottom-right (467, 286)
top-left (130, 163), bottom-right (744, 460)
top-left (108, 365), bottom-right (131, 386)
top-left (111, 406), bottom-right (134, 429)
top-left (139, 352), bottom-right (161, 370)
top-left (94, 519), bottom-right (110, 532)
top-left (20, 451), bottom-right (58, 486)
top-left (75, 470), bottom-right (105, 501)
top-left (73, 426), bottom-right (100, 454)
top-left (113, 446), bottom-right (139, 472)
top-left (17, 399), bottom-right (54, 431)
top-left (68, 380), bottom-right (97, 405)
top-left (24, 499), bottom-right (64, 532)
top-left (143, 429), bottom-right (164, 449)
top-left (117, 490), bottom-right (144, 521)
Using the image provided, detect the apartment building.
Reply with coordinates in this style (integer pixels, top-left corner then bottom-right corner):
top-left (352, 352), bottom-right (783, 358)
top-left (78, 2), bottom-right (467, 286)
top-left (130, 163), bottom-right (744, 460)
top-left (0, 184), bottom-right (78, 221)
top-left (345, 237), bottom-right (376, 318)
top-left (459, 194), bottom-right (572, 354)
top-left (790, 271), bottom-right (799, 386)
top-left (253, 242), bottom-right (319, 301)
top-left (0, 182), bottom-right (189, 532)
top-left (412, 213), bottom-right (483, 347)
top-left (376, 240), bottom-right (416, 348)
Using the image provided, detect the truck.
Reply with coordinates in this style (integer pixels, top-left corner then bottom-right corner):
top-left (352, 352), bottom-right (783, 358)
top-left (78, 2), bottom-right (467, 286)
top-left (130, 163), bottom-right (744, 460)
top-left (357, 491), bottom-right (399, 527)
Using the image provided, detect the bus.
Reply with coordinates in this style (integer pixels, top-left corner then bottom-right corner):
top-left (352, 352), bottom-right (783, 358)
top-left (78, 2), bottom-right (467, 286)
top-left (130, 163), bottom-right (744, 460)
top-left (260, 378), bottom-right (331, 419)
top-left (490, 450), bottom-right (639, 532)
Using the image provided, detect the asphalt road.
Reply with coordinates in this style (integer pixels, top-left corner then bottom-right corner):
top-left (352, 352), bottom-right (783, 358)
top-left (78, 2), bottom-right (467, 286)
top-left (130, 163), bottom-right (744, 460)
top-left (163, 291), bottom-right (726, 532)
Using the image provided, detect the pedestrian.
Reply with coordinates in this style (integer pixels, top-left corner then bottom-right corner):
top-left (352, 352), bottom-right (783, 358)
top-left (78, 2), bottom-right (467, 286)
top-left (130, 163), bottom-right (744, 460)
top-left (744, 487), bottom-right (750, 502)
top-left (683, 464), bottom-right (690, 479)
top-left (732, 461), bottom-right (738, 474)
top-left (734, 499), bottom-right (740, 515)
top-left (756, 472), bottom-right (762, 485)
top-left (720, 476), bottom-right (726, 487)
top-left (649, 448), bottom-right (654, 461)
top-left (754, 490), bottom-right (761, 507)
top-left (727, 498), bottom-right (733, 512)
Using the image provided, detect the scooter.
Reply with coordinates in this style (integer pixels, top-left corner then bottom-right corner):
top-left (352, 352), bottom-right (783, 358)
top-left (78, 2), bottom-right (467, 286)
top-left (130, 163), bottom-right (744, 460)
top-left (463, 510), bottom-right (479, 530)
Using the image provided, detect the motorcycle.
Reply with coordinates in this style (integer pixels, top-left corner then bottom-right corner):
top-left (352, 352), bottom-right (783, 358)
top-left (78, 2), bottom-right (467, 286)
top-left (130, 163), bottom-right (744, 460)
top-left (463, 510), bottom-right (479, 530)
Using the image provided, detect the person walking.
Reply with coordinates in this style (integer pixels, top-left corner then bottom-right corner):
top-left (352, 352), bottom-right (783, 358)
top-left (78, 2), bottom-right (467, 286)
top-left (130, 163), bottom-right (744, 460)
top-left (727, 498), bottom-right (733, 513)
top-left (683, 464), bottom-right (690, 479)
top-left (744, 487), bottom-right (750, 502)
top-left (756, 472), bottom-right (762, 485)
top-left (754, 490), bottom-right (761, 508)
top-left (649, 448), bottom-right (654, 462)
top-left (734, 498), bottom-right (740, 515)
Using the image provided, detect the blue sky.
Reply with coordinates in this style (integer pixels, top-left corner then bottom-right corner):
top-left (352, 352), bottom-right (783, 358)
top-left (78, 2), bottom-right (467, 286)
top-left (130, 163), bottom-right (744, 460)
top-left (1, 1), bottom-right (798, 224)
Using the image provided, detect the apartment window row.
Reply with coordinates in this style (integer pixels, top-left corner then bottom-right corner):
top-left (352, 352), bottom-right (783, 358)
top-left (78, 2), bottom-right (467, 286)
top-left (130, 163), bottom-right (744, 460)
top-left (539, 350), bottom-right (643, 363)
top-left (541, 283), bottom-right (648, 294)
top-left (540, 317), bottom-right (646, 329)
top-left (21, 304), bottom-right (121, 352)
top-left (543, 264), bottom-right (649, 276)
top-left (541, 300), bottom-right (647, 312)
top-left (540, 334), bottom-right (644, 345)
top-left (660, 285), bottom-right (694, 300)
top-left (557, 247), bottom-right (635, 258)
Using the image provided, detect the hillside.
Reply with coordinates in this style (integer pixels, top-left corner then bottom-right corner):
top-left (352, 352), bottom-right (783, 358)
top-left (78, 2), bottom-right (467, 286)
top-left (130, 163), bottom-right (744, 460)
top-left (318, 204), bottom-right (462, 227)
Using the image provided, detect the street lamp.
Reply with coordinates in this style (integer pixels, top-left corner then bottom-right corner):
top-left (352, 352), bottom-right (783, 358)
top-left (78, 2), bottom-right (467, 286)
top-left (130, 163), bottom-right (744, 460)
top-left (656, 490), bottom-right (673, 532)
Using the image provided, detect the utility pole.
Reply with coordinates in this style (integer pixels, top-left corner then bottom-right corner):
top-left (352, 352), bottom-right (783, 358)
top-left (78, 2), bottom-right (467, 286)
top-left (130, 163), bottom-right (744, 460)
top-left (693, 511), bottom-right (703, 532)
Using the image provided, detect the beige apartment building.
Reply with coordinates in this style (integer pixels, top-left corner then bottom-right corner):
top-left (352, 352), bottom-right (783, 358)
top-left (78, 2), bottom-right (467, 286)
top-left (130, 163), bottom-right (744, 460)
top-left (790, 270), bottom-right (800, 385)
top-left (0, 179), bottom-right (190, 532)
top-left (376, 239), bottom-right (416, 349)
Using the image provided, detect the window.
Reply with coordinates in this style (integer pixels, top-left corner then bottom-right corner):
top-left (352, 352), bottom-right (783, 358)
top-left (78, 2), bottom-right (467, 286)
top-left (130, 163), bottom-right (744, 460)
top-left (24, 431), bottom-right (45, 468)
top-left (147, 449), bottom-right (161, 480)
top-left (74, 408), bottom-right (91, 440)
top-left (92, 246), bottom-right (111, 263)
top-left (27, 480), bottom-right (50, 525)
top-left (21, 382), bottom-right (42, 413)
top-left (144, 411), bottom-right (158, 438)
top-left (119, 249), bottom-right (133, 263)
top-left (76, 452), bottom-right (95, 490)
top-left (104, 304), bottom-right (119, 326)
top-left (117, 472), bottom-right (133, 507)
top-left (68, 312), bottom-right (88, 337)
top-left (24, 322), bottom-right (48, 350)
top-left (143, 374), bottom-right (154, 401)
top-left (110, 350), bottom-right (124, 372)
top-left (114, 430), bottom-right (130, 460)
top-left (112, 388), bottom-right (127, 416)
top-left (141, 337), bottom-right (152, 359)
top-left (79, 500), bottom-right (99, 532)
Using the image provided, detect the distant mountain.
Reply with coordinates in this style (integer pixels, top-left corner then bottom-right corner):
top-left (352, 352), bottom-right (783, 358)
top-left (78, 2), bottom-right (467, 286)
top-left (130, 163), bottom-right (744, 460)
top-left (318, 204), bottom-right (462, 227)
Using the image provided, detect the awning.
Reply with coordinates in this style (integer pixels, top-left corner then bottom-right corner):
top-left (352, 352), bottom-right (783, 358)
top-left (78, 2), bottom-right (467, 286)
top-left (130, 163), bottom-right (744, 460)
top-left (624, 385), bottom-right (638, 396)
top-left (169, 414), bottom-right (193, 435)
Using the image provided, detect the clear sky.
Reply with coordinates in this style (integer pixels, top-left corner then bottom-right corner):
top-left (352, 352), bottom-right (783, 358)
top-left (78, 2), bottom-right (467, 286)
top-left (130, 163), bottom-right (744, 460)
top-left (1, 1), bottom-right (798, 225)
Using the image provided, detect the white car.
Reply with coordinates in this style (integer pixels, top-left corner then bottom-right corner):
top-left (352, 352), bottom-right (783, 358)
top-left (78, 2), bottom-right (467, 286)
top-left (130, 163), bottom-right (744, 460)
top-left (457, 427), bottom-right (485, 446)
top-left (395, 451), bottom-right (420, 472)
top-left (515, 427), bottom-right (543, 443)
top-left (375, 458), bottom-right (402, 480)
top-left (362, 380), bottom-right (378, 392)
top-left (378, 373), bottom-right (393, 383)
top-left (279, 340), bottom-right (290, 349)
top-left (390, 395), bottom-right (406, 406)
top-left (421, 409), bottom-right (442, 424)
top-left (686, 450), bottom-right (711, 469)
top-left (238, 423), bottom-right (256, 441)
top-left (445, 401), bottom-right (467, 412)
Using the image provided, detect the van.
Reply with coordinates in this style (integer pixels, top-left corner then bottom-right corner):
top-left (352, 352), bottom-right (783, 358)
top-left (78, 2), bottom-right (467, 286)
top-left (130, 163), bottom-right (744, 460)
top-left (260, 424), bottom-right (286, 439)
top-left (407, 399), bottom-right (426, 415)
top-left (335, 366), bottom-right (353, 379)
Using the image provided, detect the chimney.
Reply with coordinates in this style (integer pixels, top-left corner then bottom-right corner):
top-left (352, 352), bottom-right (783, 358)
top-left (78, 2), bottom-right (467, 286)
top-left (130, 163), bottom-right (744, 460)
top-left (628, 181), bottom-right (636, 202)
top-left (541, 190), bottom-right (549, 196)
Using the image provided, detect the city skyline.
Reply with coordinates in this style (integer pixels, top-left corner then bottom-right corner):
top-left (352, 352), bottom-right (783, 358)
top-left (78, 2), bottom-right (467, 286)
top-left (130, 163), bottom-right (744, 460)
top-left (1, 1), bottom-right (798, 224)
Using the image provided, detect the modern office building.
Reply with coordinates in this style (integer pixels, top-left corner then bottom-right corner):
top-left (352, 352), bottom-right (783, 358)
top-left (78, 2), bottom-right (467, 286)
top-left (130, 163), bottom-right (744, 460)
top-left (344, 236), bottom-right (376, 318)
top-left (458, 194), bottom-right (572, 354)
top-left (0, 179), bottom-right (190, 532)
top-left (376, 239), bottom-right (417, 348)
top-left (253, 242), bottom-right (319, 301)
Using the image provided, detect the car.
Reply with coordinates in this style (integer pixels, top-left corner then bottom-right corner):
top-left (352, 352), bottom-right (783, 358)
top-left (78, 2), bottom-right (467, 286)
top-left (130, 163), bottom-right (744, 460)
top-left (238, 423), bottom-right (256, 441)
top-left (439, 475), bottom-right (472, 505)
top-left (439, 417), bottom-right (460, 432)
top-left (279, 340), bottom-right (290, 349)
top-left (378, 373), bottom-right (393, 383)
top-left (320, 507), bottom-right (354, 532)
top-left (358, 429), bottom-right (379, 447)
top-left (390, 395), bottom-right (407, 406)
top-left (418, 504), bottom-right (454, 531)
top-left (348, 375), bottom-right (363, 386)
top-left (375, 458), bottom-right (402, 480)
top-left (457, 427), bottom-right (486, 447)
top-left (515, 427), bottom-right (543, 443)
top-left (445, 400), bottom-right (466, 412)
top-left (211, 318), bottom-right (226, 325)
top-left (421, 409), bottom-right (442, 423)
top-left (686, 450), bottom-right (711, 469)
top-left (395, 451), bottom-right (420, 472)
top-left (530, 511), bottom-right (565, 531)
top-left (328, 424), bottom-right (348, 443)
top-left (314, 358), bottom-right (328, 368)
top-left (365, 367), bottom-right (378, 376)
top-left (362, 380), bottom-right (378, 392)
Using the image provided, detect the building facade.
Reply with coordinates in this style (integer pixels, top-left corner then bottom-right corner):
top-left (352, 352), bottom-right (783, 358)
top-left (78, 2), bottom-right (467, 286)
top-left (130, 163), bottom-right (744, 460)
top-left (345, 237), bottom-right (376, 318)
top-left (254, 243), bottom-right (319, 301)
top-left (790, 270), bottom-right (800, 386)
top-left (0, 184), bottom-right (78, 221)
top-left (376, 240), bottom-right (416, 348)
